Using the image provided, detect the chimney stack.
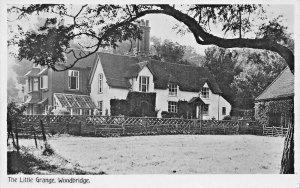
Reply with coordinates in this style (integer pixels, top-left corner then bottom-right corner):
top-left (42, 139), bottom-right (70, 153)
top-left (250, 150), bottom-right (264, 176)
top-left (136, 19), bottom-right (150, 56)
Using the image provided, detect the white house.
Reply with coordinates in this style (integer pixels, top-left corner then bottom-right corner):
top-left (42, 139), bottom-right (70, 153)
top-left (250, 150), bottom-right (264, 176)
top-left (88, 52), bottom-right (231, 120)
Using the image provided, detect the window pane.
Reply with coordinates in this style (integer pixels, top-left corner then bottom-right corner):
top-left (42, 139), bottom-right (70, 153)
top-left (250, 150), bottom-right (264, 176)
top-left (40, 77), bottom-right (43, 88)
top-left (33, 78), bottom-right (39, 91)
top-left (70, 77), bottom-right (77, 89)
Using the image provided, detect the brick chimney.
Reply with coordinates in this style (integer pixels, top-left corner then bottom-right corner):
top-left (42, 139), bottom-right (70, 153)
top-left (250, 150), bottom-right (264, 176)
top-left (136, 19), bottom-right (150, 56)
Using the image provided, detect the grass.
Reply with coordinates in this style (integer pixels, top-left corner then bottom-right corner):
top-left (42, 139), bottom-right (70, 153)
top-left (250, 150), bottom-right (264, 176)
top-left (13, 134), bottom-right (285, 174)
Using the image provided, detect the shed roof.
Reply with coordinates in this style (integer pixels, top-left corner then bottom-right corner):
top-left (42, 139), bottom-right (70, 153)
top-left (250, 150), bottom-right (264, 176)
top-left (255, 67), bottom-right (294, 101)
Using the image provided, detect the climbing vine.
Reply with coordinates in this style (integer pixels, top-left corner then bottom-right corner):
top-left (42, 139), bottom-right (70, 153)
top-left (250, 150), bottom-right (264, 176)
top-left (255, 98), bottom-right (294, 127)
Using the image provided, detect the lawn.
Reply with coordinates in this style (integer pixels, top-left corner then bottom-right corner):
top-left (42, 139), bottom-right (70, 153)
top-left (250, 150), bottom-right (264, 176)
top-left (15, 135), bottom-right (284, 174)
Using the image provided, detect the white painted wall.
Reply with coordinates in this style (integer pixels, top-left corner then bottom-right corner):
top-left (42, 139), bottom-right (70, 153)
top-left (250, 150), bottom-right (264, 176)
top-left (155, 82), bottom-right (231, 120)
top-left (90, 62), bottom-right (231, 118)
top-left (90, 57), bottom-right (111, 116)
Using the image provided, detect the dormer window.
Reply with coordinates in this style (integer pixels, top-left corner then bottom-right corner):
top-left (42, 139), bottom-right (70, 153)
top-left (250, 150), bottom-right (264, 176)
top-left (168, 83), bottom-right (177, 96)
top-left (68, 70), bottom-right (79, 90)
top-left (139, 76), bottom-right (149, 92)
top-left (201, 87), bottom-right (209, 98)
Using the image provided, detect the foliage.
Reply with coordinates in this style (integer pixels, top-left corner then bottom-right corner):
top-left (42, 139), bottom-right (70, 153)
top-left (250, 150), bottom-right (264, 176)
top-left (12, 59), bottom-right (32, 85)
top-left (110, 99), bottom-right (129, 116)
top-left (126, 92), bottom-right (156, 117)
top-left (177, 100), bottom-right (194, 119)
top-left (7, 102), bottom-right (26, 129)
top-left (223, 115), bottom-right (231, 120)
top-left (110, 92), bottom-right (156, 117)
top-left (7, 78), bottom-right (19, 99)
top-left (203, 46), bottom-right (286, 109)
top-left (7, 4), bottom-right (293, 73)
top-left (203, 46), bottom-right (241, 105)
top-left (254, 98), bottom-right (294, 127)
top-left (51, 107), bottom-right (70, 115)
top-left (231, 50), bottom-right (286, 108)
top-left (151, 37), bottom-right (188, 64)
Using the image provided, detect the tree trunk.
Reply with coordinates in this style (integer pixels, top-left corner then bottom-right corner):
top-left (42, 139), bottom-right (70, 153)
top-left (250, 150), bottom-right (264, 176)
top-left (280, 122), bottom-right (294, 174)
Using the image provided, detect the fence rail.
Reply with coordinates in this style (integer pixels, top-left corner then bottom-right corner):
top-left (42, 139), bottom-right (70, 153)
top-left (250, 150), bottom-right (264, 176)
top-left (15, 115), bottom-right (264, 137)
top-left (263, 126), bottom-right (288, 137)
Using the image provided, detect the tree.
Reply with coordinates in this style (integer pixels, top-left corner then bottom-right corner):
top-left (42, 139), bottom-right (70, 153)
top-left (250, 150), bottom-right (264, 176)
top-left (8, 4), bottom-right (294, 173)
top-left (151, 37), bottom-right (187, 64)
top-left (7, 78), bottom-right (19, 100)
top-left (7, 4), bottom-right (293, 73)
top-left (203, 46), bottom-right (241, 106)
top-left (12, 59), bottom-right (32, 85)
top-left (182, 45), bottom-right (205, 67)
top-left (231, 50), bottom-right (286, 109)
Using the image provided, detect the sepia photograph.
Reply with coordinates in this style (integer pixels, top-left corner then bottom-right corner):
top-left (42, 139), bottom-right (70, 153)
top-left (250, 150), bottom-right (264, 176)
top-left (1, 1), bottom-right (299, 187)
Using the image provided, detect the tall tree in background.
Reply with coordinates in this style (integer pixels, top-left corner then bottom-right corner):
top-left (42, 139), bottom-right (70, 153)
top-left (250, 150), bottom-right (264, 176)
top-left (231, 50), bottom-right (286, 109)
top-left (7, 78), bottom-right (19, 99)
top-left (203, 46), bottom-right (242, 106)
top-left (151, 37), bottom-right (188, 64)
top-left (12, 59), bottom-right (32, 85)
top-left (8, 4), bottom-right (294, 173)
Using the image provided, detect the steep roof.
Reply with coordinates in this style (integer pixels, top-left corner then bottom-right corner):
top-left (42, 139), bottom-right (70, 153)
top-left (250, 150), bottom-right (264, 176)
top-left (255, 67), bottom-right (294, 101)
top-left (57, 49), bottom-right (97, 69)
top-left (95, 52), bottom-right (222, 93)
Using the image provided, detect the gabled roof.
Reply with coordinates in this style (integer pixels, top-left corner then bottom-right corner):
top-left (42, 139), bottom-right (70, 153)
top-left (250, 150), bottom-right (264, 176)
top-left (93, 52), bottom-right (222, 93)
top-left (148, 59), bottom-right (222, 93)
top-left (255, 67), bottom-right (294, 101)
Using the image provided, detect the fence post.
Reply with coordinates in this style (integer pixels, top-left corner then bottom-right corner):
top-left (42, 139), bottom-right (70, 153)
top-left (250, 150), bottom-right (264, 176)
top-left (40, 119), bottom-right (47, 146)
top-left (79, 121), bottom-right (82, 135)
top-left (14, 118), bottom-right (20, 154)
top-left (199, 120), bottom-right (202, 134)
top-left (32, 126), bottom-right (38, 149)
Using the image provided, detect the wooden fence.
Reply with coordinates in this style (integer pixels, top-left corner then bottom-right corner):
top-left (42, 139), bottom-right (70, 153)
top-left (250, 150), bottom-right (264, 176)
top-left (15, 115), bottom-right (263, 137)
top-left (263, 126), bottom-right (288, 137)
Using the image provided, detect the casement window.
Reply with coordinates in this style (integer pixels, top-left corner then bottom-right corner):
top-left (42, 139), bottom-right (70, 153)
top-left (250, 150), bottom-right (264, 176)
top-left (40, 75), bottom-right (48, 89)
top-left (98, 101), bottom-right (103, 115)
top-left (203, 104), bottom-right (209, 115)
top-left (201, 87), bottom-right (209, 98)
top-left (98, 73), bottom-right (103, 93)
top-left (33, 78), bottom-right (39, 91)
top-left (168, 101), bottom-right (178, 113)
top-left (168, 83), bottom-right (177, 96)
top-left (222, 107), bottom-right (226, 115)
top-left (68, 70), bottom-right (79, 90)
top-left (139, 76), bottom-right (149, 92)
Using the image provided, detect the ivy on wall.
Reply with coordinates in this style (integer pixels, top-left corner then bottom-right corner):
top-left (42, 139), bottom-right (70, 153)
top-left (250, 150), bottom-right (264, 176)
top-left (255, 98), bottom-right (294, 127)
top-left (161, 100), bottom-right (196, 119)
top-left (110, 99), bottom-right (129, 116)
top-left (110, 92), bottom-right (157, 117)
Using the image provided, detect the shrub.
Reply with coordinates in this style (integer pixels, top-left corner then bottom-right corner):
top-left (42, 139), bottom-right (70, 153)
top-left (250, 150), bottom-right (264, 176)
top-left (223, 115), bottom-right (232, 120)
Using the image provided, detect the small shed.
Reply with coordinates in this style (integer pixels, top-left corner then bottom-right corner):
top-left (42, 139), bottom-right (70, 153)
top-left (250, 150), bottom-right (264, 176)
top-left (254, 67), bottom-right (294, 128)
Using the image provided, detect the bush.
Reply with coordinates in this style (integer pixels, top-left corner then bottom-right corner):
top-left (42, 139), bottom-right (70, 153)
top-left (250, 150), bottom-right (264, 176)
top-left (42, 143), bottom-right (55, 156)
top-left (223, 115), bottom-right (232, 120)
